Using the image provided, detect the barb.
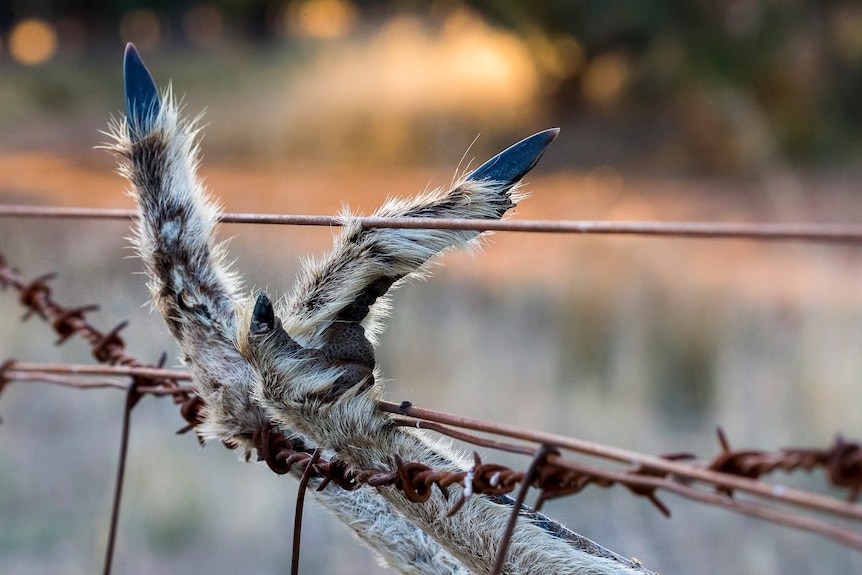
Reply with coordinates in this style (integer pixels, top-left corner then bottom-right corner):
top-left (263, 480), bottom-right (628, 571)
top-left (380, 401), bottom-right (862, 522)
top-left (3, 255), bottom-right (862, 556)
top-left (0, 255), bottom-right (202, 430)
top-left (3, 204), bottom-right (862, 244)
top-left (711, 427), bottom-right (862, 501)
top-left (251, 425), bottom-right (358, 490)
top-left (490, 445), bottom-right (559, 575)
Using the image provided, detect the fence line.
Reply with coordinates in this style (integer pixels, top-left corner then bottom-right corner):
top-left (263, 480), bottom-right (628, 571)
top-left (3, 199), bottom-right (862, 571)
top-left (2, 251), bottom-right (861, 558)
top-left (3, 204), bottom-right (862, 244)
top-left (4, 357), bottom-right (862, 552)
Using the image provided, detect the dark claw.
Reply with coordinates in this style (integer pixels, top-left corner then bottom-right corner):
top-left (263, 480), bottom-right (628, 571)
top-left (467, 128), bottom-right (559, 186)
top-left (251, 292), bottom-right (275, 335)
top-left (123, 42), bottom-right (161, 141)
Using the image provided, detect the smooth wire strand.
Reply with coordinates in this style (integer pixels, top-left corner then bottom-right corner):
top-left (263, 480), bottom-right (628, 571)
top-left (2, 204), bottom-right (862, 244)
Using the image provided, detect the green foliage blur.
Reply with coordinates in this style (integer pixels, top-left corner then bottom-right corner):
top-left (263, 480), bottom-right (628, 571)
top-left (2, 1), bottom-right (861, 168)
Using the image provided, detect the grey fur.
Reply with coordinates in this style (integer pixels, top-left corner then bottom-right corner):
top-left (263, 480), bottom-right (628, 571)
top-left (107, 92), bottom-right (472, 575)
top-left (109, 68), bottom-right (656, 575)
top-left (238, 180), bottom-right (656, 575)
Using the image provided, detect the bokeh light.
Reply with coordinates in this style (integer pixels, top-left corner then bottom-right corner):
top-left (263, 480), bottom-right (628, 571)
top-left (277, 8), bottom-right (540, 159)
top-left (119, 9), bottom-right (162, 51)
top-left (290, 9), bottom-right (537, 113)
top-left (286, 0), bottom-right (357, 39)
top-left (582, 51), bottom-right (631, 107)
top-left (9, 19), bottom-right (58, 66)
top-left (527, 31), bottom-right (585, 82)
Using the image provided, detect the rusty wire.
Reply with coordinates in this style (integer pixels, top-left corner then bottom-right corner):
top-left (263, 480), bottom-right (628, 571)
top-left (5, 357), bottom-right (862, 552)
top-left (4, 355), bottom-right (862, 550)
top-left (380, 401), bottom-right (862, 522)
top-left (490, 445), bottom-right (559, 575)
top-left (0, 254), bottom-right (204, 575)
top-left (292, 448), bottom-right (322, 575)
top-left (4, 203), bottom-right (862, 244)
top-left (0, 254), bottom-right (204, 430)
top-left (198, 389), bottom-right (862, 550)
top-left (3, 253), bottom-right (862, 561)
top-left (711, 427), bottom-right (862, 501)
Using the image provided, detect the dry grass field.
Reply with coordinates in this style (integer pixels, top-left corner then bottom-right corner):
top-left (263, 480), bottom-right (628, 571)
top-left (2, 33), bottom-right (862, 574)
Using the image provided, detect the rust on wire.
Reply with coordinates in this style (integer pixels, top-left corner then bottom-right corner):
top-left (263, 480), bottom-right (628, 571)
top-left (4, 203), bottom-right (862, 244)
top-left (251, 425), bottom-right (358, 491)
top-left (381, 400), bottom-right (862, 522)
top-left (292, 448), bottom-right (321, 575)
top-left (710, 428), bottom-right (862, 501)
top-left (490, 445), bottom-right (559, 575)
top-left (0, 255), bottom-right (202, 430)
top-left (3, 252), bottom-right (862, 555)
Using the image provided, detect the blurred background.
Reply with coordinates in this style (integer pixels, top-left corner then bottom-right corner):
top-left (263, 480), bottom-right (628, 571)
top-left (2, 1), bottom-right (862, 574)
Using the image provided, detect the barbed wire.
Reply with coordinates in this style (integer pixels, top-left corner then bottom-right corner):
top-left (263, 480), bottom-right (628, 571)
top-left (0, 253), bottom-right (204, 430)
top-left (378, 402), bottom-right (862, 521)
top-left (4, 203), bottom-right (862, 243)
top-left (5, 357), bottom-right (862, 551)
top-left (2, 250), bottom-right (862, 571)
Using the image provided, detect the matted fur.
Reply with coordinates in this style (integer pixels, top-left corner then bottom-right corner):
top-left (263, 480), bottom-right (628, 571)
top-left (237, 181), bottom-right (655, 574)
top-left (109, 79), bottom-right (655, 575)
top-left (286, 179), bottom-right (524, 347)
top-left (107, 92), bottom-right (472, 575)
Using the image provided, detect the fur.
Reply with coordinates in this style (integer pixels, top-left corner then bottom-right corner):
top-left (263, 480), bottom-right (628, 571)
top-left (109, 77), bottom-right (655, 575)
top-left (237, 181), bottom-right (655, 575)
top-left (107, 93), bottom-right (471, 575)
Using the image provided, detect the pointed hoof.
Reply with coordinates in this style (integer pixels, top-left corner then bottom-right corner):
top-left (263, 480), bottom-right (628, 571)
top-left (123, 43), bottom-right (160, 141)
top-left (467, 128), bottom-right (559, 186)
top-left (251, 292), bottom-right (276, 335)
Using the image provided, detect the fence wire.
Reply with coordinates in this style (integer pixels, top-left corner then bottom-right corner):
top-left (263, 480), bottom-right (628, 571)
top-left (4, 203), bottom-right (862, 244)
top-left (3, 196), bottom-right (862, 575)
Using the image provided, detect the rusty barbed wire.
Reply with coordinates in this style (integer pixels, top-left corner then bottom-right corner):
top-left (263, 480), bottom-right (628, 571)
top-left (710, 427), bottom-right (862, 501)
top-left (0, 253), bottom-right (210, 575)
top-left (380, 401), bottom-right (862, 522)
top-left (5, 356), bottom-right (862, 551)
top-left (3, 252), bottom-right (862, 555)
top-left (0, 253), bottom-right (203, 431)
top-left (4, 203), bottom-right (862, 244)
top-left (5, 351), bottom-right (862, 529)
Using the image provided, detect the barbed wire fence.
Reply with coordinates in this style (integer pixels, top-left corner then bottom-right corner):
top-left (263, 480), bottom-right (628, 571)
top-left (2, 207), bottom-right (862, 574)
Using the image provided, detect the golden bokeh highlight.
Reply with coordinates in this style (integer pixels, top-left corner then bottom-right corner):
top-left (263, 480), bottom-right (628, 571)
top-left (119, 9), bottom-right (161, 51)
top-left (286, 0), bottom-right (357, 39)
top-left (527, 30), bottom-right (586, 82)
top-left (582, 51), bottom-right (631, 106)
top-left (9, 19), bottom-right (58, 65)
top-left (276, 8), bottom-right (541, 159)
top-left (288, 9), bottom-right (537, 116)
